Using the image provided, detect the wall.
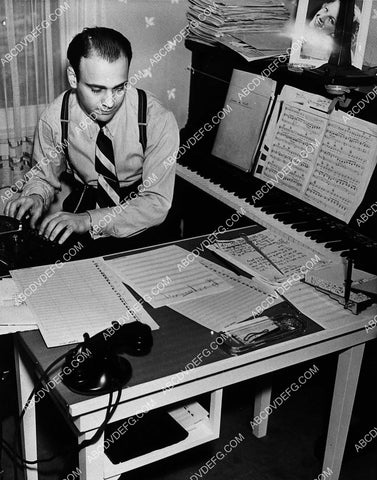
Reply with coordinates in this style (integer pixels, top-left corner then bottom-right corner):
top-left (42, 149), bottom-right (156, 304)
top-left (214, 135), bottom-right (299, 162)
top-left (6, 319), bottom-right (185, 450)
top-left (68, 0), bottom-right (377, 128)
top-left (102, 0), bottom-right (191, 128)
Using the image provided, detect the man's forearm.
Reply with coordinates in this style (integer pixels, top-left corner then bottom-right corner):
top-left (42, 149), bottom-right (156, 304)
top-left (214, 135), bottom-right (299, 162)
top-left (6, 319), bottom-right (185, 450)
top-left (87, 192), bottom-right (171, 238)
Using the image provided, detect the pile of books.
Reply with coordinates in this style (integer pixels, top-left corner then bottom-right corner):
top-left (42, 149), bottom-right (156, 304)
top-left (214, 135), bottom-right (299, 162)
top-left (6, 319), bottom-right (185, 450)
top-left (187, 0), bottom-right (291, 59)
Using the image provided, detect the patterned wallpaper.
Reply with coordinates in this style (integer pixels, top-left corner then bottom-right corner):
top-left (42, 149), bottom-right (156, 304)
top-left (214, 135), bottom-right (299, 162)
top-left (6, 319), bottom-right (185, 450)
top-left (103, 0), bottom-right (191, 129)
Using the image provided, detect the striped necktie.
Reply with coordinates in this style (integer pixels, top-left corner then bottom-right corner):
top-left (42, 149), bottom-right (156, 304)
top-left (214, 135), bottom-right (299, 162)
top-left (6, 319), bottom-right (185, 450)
top-left (95, 126), bottom-right (121, 207)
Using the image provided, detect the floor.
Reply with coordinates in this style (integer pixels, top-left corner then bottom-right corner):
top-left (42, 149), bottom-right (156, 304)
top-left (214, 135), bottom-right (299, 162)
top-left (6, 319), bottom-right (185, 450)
top-left (1, 338), bottom-right (376, 480)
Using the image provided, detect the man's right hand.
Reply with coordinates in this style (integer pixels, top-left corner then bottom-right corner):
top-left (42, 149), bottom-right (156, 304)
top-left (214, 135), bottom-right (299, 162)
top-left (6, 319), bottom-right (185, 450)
top-left (4, 194), bottom-right (44, 229)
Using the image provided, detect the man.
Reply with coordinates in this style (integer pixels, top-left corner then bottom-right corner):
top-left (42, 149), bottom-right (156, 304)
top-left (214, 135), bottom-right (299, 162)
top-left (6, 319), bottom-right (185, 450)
top-left (5, 27), bottom-right (179, 253)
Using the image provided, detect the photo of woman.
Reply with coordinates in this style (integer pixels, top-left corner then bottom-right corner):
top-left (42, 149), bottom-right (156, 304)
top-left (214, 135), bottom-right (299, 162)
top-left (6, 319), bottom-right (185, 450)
top-left (289, 0), bottom-right (370, 69)
top-left (301, 0), bottom-right (361, 61)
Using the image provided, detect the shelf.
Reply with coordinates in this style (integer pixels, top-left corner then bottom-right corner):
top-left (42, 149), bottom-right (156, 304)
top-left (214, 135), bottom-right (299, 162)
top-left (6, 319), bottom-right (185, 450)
top-left (103, 390), bottom-right (223, 478)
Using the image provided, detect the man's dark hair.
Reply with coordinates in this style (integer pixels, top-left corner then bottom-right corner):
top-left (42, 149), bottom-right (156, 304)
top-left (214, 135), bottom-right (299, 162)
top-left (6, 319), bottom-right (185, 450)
top-left (67, 27), bottom-right (132, 79)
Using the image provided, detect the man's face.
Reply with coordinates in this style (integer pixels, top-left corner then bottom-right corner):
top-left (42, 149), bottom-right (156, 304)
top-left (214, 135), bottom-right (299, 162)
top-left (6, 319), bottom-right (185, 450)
top-left (310, 1), bottom-right (340, 36)
top-left (73, 53), bottom-right (129, 123)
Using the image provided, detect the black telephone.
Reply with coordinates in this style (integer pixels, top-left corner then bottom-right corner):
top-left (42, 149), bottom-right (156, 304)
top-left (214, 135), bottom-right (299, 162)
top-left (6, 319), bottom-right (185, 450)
top-left (62, 321), bottom-right (153, 395)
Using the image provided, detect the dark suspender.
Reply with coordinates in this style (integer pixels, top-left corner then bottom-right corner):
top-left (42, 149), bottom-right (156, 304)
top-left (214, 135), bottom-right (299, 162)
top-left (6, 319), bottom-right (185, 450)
top-left (137, 88), bottom-right (147, 153)
top-left (60, 87), bottom-right (148, 160)
top-left (60, 89), bottom-right (71, 164)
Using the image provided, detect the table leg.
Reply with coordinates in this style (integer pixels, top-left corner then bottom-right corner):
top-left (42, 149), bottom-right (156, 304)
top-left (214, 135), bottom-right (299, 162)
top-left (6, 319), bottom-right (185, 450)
top-left (78, 431), bottom-right (105, 480)
top-left (209, 389), bottom-right (223, 437)
top-left (14, 346), bottom-right (38, 480)
top-left (322, 344), bottom-right (365, 480)
top-left (252, 384), bottom-right (272, 438)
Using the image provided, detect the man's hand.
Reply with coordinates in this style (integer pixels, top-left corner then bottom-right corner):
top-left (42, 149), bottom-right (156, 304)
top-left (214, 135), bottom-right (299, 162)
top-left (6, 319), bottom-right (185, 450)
top-left (39, 211), bottom-right (90, 244)
top-left (4, 194), bottom-right (44, 228)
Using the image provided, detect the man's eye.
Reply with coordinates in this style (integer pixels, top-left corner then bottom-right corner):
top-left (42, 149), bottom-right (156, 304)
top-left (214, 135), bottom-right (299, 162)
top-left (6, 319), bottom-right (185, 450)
top-left (91, 89), bottom-right (101, 94)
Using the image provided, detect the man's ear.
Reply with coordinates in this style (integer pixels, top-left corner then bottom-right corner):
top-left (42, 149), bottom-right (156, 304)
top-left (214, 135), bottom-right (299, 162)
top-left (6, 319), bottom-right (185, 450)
top-left (67, 65), bottom-right (78, 89)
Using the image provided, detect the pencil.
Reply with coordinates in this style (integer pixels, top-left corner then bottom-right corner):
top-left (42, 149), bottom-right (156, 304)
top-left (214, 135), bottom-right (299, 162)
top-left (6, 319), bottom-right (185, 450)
top-left (344, 255), bottom-right (353, 308)
top-left (241, 233), bottom-right (284, 275)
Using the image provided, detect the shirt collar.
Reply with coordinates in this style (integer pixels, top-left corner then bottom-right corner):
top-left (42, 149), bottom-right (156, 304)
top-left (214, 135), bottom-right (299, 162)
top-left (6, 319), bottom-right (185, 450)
top-left (102, 94), bottom-right (127, 138)
top-left (103, 87), bottom-right (138, 137)
top-left (70, 90), bottom-right (128, 140)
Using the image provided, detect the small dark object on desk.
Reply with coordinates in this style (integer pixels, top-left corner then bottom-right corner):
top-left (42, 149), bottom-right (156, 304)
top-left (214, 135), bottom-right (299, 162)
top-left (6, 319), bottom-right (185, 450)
top-left (344, 253), bottom-right (354, 308)
top-left (0, 214), bottom-right (64, 272)
top-left (62, 321), bottom-right (153, 395)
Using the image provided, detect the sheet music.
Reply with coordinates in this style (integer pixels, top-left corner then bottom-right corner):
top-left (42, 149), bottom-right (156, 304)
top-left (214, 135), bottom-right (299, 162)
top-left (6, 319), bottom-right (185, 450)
top-left (277, 85), bottom-right (332, 112)
top-left (283, 282), bottom-right (377, 330)
top-left (106, 245), bottom-right (232, 308)
top-left (207, 237), bottom-right (284, 285)
top-left (255, 93), bottom-right (377, 223)
top-left (187, 0), bottom-right (290, 48)
top-left (11, 259), bottom-right (158, 348)
top-left (207, 230), bottom-right (330, 285)
top-left (304, 261), bottom-right (377, 300)
top-left (303, 112), bottom-right (377, 221)
top-left (170, 257), bottom-right (281, 332)
top-left (257, 85), bottom-right (331, 164)
top-left (246, 230), bottom-right (330, 275)
top-left (259, 103), bottom-right (328, 194)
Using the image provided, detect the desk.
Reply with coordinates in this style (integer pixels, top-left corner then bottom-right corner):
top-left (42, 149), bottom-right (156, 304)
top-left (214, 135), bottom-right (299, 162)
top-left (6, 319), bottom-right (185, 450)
top-left (14, 228), bottom-right (377, 480)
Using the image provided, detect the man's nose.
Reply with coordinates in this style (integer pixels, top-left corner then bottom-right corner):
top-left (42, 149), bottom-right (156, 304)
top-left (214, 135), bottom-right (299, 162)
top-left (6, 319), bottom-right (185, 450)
top-left (102, 93), bottom-right (115, 109)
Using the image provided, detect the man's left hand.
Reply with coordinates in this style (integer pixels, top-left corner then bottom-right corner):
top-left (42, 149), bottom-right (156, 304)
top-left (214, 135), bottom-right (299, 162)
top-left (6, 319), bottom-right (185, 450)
top-left (39, 212), bottom-right (90, 244)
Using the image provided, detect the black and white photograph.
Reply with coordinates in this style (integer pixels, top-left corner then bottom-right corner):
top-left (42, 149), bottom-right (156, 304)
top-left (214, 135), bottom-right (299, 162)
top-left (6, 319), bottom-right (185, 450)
top-left (0, 1), bottom-right (377, 480)
top-left (289, 0), bottom-right (372, 68)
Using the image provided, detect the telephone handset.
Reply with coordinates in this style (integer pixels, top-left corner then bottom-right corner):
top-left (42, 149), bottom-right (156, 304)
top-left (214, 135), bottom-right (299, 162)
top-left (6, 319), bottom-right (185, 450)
top-left (62, 321), bottom-right (153, 395)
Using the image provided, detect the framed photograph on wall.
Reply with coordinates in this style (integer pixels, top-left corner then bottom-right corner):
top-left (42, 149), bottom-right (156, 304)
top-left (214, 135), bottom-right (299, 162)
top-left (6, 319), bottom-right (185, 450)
top-left (289, 0), bottom-right (372, 69)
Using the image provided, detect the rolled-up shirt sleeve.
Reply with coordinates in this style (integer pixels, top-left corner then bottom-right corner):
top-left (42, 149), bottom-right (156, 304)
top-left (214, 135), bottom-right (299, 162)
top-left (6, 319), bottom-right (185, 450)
top-left (88, 109), bottom-right (179, 238)
top-left (22, 118), bottom-right (66, 209)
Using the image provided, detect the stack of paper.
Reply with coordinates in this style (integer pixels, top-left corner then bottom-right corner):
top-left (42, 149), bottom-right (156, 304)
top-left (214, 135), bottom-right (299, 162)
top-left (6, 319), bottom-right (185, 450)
top-left (0, 277), bottom-right (38, 334)
top-left (106, 246), bottom-right (279, 332)
top-left (170, 257), bottom-right (281, 331)
top-left (0, 278), bottom-right (21, 307)
top-left (187, 0), bottom-right (290, 59)
top-left (11, 259), bottom-right (159, 348)
top-left (217, 32), bottom-right (291, 61)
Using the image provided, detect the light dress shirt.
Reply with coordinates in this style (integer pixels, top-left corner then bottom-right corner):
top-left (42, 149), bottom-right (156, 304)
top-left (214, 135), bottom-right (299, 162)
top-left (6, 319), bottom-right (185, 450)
top-left (22, 85), bottom-right (179, 238)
